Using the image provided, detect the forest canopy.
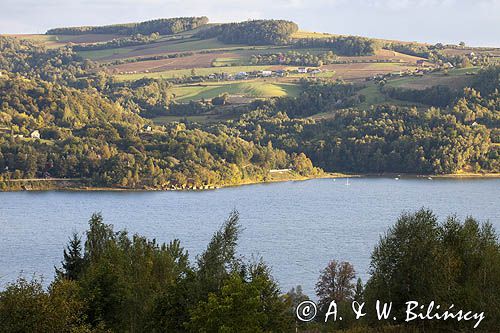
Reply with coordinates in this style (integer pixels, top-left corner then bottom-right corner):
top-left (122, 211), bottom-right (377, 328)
top-left (46, 17), bottom-right (209, 35)
top-left (293, 36), bottom-right (379, 56)
top-left (195, 20), bottom-right (299, 45)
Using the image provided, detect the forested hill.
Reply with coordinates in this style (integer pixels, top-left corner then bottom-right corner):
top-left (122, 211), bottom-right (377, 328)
top-left (46, 17), bottom-right (209, 35)
top-left (195, 20), bottom-right (299, 45)
top-left (0, 36), bottom-right (96, 85)
top-left (0, 36), bottom-right (322, 190)
top-left (1, 19), bottom-right (500, 190)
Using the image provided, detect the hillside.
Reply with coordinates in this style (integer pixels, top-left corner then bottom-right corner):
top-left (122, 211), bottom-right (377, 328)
top-left (0, 17), bottom-right (499, 190)
top-left (5, 20), bottom-right (497, 110)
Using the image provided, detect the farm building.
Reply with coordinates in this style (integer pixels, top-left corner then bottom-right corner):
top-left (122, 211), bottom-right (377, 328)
top-left (261, 70), bottom-right (272, 77)
top-left (298, 67), bottom-right (308, 74)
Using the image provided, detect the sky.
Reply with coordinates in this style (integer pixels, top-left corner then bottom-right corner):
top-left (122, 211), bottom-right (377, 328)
top-left (1, 0), bottom-right (500, 47)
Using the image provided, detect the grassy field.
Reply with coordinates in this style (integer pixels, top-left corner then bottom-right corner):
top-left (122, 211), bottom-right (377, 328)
top-left (3, 34), bottom-right (62, 48)
top-left (320, 62), bottom-right (414, 81)
top-left (386, 67), bottom-right (480, 90)
top-left (211, 57), bottom-right (244, 67)
top-left (291, 31), bottom-right (336, 39)
top-left (171, 81), bottom-right (301, 102)
top-left (77, 38), bottom-right (271, 61)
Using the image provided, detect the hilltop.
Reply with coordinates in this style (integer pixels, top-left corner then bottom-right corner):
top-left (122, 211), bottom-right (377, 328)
top-left (3, 18), bottom-right (498, 116)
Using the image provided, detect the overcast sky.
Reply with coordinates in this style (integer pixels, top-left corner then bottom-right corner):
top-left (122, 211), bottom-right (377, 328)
top-left (2, 0), bottom-right (500, 46)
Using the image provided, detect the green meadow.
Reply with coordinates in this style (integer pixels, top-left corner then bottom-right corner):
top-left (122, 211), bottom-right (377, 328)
top-left (171, 81), bottom-right (301, 102)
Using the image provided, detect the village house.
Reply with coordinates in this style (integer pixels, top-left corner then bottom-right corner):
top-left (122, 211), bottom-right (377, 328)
top-left (30, 130), bottom-right (41, 139)
top-left (298, 67), bottom-right (308, 74)
top-left (416, 59), bottom-right (425, 67)
top-left (261, 70), bottom-right (273, 77)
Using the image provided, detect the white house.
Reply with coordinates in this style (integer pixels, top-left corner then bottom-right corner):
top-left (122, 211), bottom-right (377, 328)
top-left (30, 130), bottom-right (41, 139)
top-left (298, 67), bottom-right (308, 74)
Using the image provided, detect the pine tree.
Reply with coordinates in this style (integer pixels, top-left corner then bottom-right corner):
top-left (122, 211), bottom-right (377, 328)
top-left (353, 278), bottom-right (364, 302)
top-left (58, 232), bottom-right (85, 280)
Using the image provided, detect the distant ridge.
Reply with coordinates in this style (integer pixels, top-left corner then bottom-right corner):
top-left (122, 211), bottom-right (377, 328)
top-left (46, 17), bottom-right (209, 36)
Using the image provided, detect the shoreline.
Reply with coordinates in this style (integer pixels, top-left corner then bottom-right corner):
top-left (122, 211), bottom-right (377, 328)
top-left (1, 172), bottom-right (499, 193)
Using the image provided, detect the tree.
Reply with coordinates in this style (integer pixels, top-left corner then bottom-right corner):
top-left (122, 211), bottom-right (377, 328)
top-left (353, 278), bottom-right (364, 302)
top-left (365, 209), bottom-right (446, 322)
top-left (84, 212), bottom-right (114, 263)
top-left (0, 277), bottom-right (50, 332)
top-left (188, 263), bottom-right (293, 333)
top-left (315, 260), bottom-right (356, 310)
top-left (364, 210), bottom-right (500, 330)
top-left (211, 93), bottom-right (229, 106)
top-left (196, 210), bottom-right (241, 296)
top-left (57, 232), bottom-right (85, 280)
top-left (284, 285), bottom-right (309, 309)
top-left (0, 277), bottom-right (88, 332)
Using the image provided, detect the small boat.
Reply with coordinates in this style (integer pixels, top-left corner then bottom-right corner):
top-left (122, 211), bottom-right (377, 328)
top-left (394, 177), bottom-right (400, 180)
top-left (428, 177), bottom-right (433, 180)
top-left (346, 178), bottom-right (350, 186)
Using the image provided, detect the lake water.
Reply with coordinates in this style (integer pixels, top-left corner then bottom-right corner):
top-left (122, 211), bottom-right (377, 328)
top-left (1, 177), bottom-right (499, 297)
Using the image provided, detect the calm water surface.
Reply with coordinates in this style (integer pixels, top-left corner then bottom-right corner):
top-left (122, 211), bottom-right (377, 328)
top-left (1, 177), bottom-right (499, 296)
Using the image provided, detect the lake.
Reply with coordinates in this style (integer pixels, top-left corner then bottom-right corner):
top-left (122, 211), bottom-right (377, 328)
top-left (1, 177), bottom-right (499, 297)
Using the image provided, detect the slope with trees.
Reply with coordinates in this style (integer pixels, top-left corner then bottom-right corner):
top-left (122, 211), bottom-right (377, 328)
top-left (46, 17), bottom-right (209, 36)
top-left (195, 20), bottom-right (299, 45)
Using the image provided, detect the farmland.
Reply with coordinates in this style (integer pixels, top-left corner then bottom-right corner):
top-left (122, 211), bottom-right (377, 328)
top-left (171, 81), bottom-right (301, 102)
top-left (2, 18), bottom-right (498, 119)
top-left (385, 67), bottom-right (480, 90)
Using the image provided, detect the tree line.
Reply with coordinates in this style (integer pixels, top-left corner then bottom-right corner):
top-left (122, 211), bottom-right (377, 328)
top-left (250, 50), bottom-right (338, 67)
top-left (72, 33), bottom-right (161, 51)
top-left (46, 17), bottom-right (209, 36)
top-left (0, 209), bottom-right (498, 332)
top-left (195, 20), bottom-right (299, 45)
top-left (293, 36), bottom-right (379, 56)
top-left (381, 84), bottom-right (458, 107)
